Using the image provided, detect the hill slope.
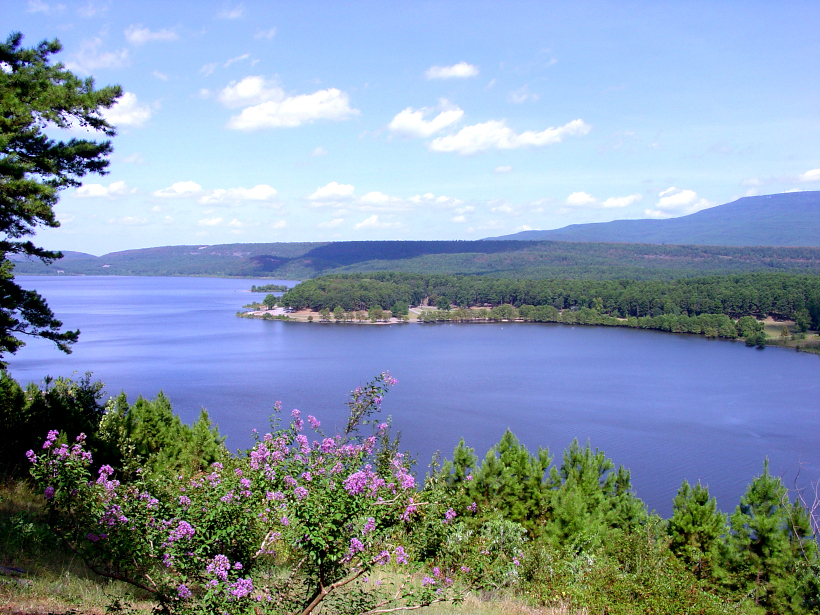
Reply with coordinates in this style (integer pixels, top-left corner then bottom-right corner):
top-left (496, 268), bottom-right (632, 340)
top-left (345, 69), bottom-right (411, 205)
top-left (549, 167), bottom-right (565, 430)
top-left (489, 191), bottom-right (820, 246)
top-left (13, 240), bottom-right (820, 281)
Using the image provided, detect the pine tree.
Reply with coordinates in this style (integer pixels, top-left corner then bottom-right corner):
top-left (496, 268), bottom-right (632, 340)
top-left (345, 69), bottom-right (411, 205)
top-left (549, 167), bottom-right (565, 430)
top-left (668, 479), bottom-right (727, 579)
top-left (724, 460), bottom-right (814, 612)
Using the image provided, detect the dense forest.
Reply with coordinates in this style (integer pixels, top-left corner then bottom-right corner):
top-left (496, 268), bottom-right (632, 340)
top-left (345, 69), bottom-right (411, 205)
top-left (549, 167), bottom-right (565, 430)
top-left (281, 271), bottom-right (820, 328)
top-left (2, 371), bottom-right (819, 614)
top-left (15, 240), bottom-right (820, 280)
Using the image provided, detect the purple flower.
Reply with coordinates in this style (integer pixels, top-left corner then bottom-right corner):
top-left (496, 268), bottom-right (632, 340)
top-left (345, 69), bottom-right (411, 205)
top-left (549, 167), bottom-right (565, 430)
top-left (43, 430), bottom-right (59, 449)
top-left (468, 501), bottom-right (477, 513)
top-left (395, 546), bottom-right (408, 564)
top-left (44, 486), bottom-right (54, 500)
top-left (177, 584), bottom-right (191, 599)
top-left (422, 576), bottom-right (435, 587)
top-left (347, 537), bottom-right (364, 558)
top-left (433, 566), bottom-right (441, 577)
top-left (229, 577), bottom-right (253, 599)
top-left (307, 415), bottom-right (321, 429)
top-left (179, 495), bottom-right (191, 507)
top-left (294, 486), bottom-right (308, 500)
top-left (362, 517), bottom-right (375, 535)
top-left (206, 554), bottom-right (231, 581)
top-left (168, 520), bottom-right (195, 543)
top-left (25, 450), bottom-right (36, 463)
top-left (443, 508), bottom-right (456, 524)
top-left (376, 550), bottom-right (390, 565)
top-left (281, 516), bottom-right (289, 526)
top-left (460, 565), bottom-right (470, 573)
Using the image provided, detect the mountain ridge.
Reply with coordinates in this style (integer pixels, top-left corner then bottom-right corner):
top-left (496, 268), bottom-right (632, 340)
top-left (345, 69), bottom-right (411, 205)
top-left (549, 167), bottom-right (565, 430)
top-left (487, 191), bottom-right (820, 246)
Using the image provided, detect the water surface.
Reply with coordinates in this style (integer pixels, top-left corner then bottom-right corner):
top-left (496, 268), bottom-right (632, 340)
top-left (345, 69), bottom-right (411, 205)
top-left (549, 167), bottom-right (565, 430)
top-left (8, 276), bottom-right (820, 517)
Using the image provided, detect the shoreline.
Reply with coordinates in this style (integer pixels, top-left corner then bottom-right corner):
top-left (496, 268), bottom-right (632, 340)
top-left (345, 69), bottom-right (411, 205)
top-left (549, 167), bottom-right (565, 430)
top-left (237, 307), bottom-right (820, 354)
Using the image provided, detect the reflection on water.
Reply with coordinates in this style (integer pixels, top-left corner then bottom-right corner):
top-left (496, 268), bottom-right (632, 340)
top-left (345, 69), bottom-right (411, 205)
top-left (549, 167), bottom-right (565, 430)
top-left (8, 276), bottom-right (820, 516)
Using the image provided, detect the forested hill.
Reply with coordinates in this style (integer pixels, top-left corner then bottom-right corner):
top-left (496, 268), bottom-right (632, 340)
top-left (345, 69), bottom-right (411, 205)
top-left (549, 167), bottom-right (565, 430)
top-left (14, 239), bottom-right (820, 280)
top-left (489, 191), bottom-right (820, 246)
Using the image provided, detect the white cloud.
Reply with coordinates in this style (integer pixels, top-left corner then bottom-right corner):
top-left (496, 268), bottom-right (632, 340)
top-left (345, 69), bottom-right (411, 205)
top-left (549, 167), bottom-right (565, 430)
top-left (124, 25), bottom-right (179, 45)
top-left (495, 165), bottom-right (512, 173)
top-left (27, 0), bottom-right (65, 13)
top-left (75, 181), bottom-right (131, 198)
top-left (199, 184), bottom-right (278, 205)
top-left (429, 118), bottom-right (590, 155)
top-left (354, 215), bottom-right (399, 230)
top-left (742, 178), bottom-right (762, 187)
top-left (311, 146), bottom-right (328, 157)
top-left (798, 168), bottom-right (820, 182)
top-left (452, 215), bottom-right (467, 222)
top-left (77, 0), bottom-right (109, 18)
top-left (785, 188), bottom-right (802, 193)
top-left (225, 84), bottom-right (359, 130)
top-left (645, 188), bottom-right (713, 218)
top-left (360, 191), bottom-right (393, 204)
top-left (228, 219), bottom-right (244, 227)
top-left (200, 63), bottom-right (219, 77)
top-left (102, 92), bottom-right (153, 126)
top-left (270, 220), bottom-right (287, 229)
top-left (152, 70), bottom-right (169, 81)
top-left (318, 218), bottom-right (345, 228)
top-left (217, 76), bottom-right (281, 107)
top-left (152, 181), bottom-right (203, 198)
top-left (388, 100), bottom-right (463, 138)
top-left (425, 62), bottom-right (479, 80)
top-left (601, 194), bottom-right (642, 208)
top-left (65, 38), bottom-right (129, 73)
top-left (218, 3), bottom-right (244, 19)
top-left (255, 27), bottom-right (277, 39)
top-left (122, 153), bottom-right (143, 164)
top-left (198, 217), bottom-right (224, 226)
top-left (508, 86), bottom-right (539, 104)
top-left (224, 53), bottom-right (250, 68)
top-left (563, 192), bottom-right (642, 209)
top-left (308, 182), bottom-right (355, 201)
top-left (566, 192), bottom-right (597, 207)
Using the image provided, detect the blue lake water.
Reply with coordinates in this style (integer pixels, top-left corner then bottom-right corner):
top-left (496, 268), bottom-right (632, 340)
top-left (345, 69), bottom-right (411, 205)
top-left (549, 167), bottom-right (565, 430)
top-left (7, 275), bottom-right (820, 517)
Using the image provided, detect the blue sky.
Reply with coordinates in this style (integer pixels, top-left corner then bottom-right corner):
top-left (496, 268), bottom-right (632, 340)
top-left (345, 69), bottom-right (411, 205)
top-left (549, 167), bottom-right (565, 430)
top-left (6, 0), bottom-right (820, 254)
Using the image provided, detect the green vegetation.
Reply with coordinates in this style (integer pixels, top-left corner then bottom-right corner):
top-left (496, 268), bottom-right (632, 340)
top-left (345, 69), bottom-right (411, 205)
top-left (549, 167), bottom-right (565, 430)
top-left (279, 271), bottom-right (820, 343)
top-left (15, 239), bottom-right (820, 281)
top-left (0, 32), bottom-right (121, 365)
top-left (2, 371), bottom-right (819, 614)
top-left (250, 283), bottom-right (290, 293)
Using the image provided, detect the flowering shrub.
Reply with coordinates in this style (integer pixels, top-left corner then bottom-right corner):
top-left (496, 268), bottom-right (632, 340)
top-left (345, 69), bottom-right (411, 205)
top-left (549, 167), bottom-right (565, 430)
top-left (28, 373), bottom-right (515, 614)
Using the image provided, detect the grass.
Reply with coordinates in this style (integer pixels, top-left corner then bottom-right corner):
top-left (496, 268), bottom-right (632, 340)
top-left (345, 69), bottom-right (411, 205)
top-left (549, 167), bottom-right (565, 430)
top-left (0, 480), bottom-right (154, 614)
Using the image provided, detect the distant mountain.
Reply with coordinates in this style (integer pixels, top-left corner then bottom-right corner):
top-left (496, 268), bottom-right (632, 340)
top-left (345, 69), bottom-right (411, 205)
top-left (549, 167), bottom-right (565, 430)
top-left (488, 191), bottom-right (820, 246)
top-left (13, 239), bottom-right (820, 281)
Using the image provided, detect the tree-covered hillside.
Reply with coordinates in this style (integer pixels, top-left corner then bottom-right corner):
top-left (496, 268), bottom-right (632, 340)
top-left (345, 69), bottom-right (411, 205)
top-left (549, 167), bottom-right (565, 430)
top-left (491, 191), bottom-right (820, 246)
top-left (14, 240), bottom-right (820, 281)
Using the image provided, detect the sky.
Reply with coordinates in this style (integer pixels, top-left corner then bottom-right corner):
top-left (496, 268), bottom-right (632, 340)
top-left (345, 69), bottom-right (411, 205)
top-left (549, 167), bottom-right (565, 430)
top-left (5, 0), bottom-right (820, 254)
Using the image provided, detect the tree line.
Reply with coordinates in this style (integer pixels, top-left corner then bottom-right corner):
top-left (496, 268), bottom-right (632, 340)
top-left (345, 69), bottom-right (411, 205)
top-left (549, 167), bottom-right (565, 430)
top-left (281, 271), bottom-right (820, 329)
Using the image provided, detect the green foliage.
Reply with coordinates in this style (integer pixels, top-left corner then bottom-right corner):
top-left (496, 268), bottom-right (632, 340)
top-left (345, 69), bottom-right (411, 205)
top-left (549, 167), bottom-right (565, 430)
top-left (28, 374), bottom-right (501, 614)
top-left (0, 370), bottom-right (106, 476)
top-left (0, 32), bottom-right (121, 364)
top-left (250, 284), bottom-right (289, 293)
top-left (543, 440), bottom-right (646, 545)
top-left (724, 460), bottom-right (819, 613)
top-left (262, 293), bottom-right (276, 309)
top-left (522, 519), bottom-right (747, 615)
top-left (97, 392), bottom-right (226, 479)
top-left (668, 480), bottom-right (727, 580)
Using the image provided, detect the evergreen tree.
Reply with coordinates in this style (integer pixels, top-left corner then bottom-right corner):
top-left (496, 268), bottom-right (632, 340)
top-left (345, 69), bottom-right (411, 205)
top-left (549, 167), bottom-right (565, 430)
top-left (98, 392), bottom-right (226, 478)
top-left (724, 460), bottom-right (815, 613)
top-left (543, 440), bottom-right (646, 544)
top-left (0, 33), bottom-right (121, 365)
top-left (668, 479), bottom-right (727, 579)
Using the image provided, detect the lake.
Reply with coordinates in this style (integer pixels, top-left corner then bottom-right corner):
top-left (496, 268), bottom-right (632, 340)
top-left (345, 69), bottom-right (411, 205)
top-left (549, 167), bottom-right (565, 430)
top-left (7, 275), bottom-right (820, 517)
